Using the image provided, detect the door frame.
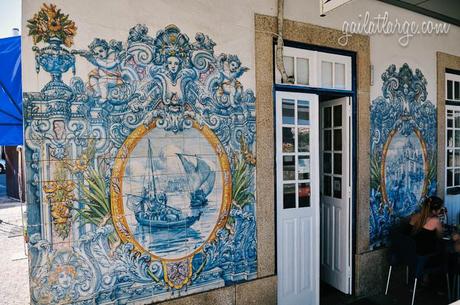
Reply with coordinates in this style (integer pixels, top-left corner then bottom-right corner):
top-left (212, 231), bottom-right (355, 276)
top-left (273, 41), bottom-right (357, 295)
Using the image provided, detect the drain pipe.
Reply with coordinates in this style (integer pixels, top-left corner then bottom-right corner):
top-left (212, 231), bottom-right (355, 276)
top-left (276, 0), bottom-right (289, 84)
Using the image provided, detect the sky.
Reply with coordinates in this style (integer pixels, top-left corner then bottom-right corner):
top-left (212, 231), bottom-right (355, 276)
top-left (0, 0), bottom-right (21, 39)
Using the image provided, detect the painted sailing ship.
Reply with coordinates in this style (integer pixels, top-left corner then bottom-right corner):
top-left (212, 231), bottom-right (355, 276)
top-left (176, 153), bottom-right (216, 207)
top-left (128, 139), bottom-right (202, 229)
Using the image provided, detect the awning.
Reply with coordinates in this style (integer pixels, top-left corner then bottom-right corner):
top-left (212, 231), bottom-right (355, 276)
top-left (0, 36), bottom-right (23, 146)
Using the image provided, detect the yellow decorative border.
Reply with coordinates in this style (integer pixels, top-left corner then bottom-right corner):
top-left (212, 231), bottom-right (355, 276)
top-left (380, 128), bottom-right (429, 208)
top-left (110, 120), bottom-right (232, 265)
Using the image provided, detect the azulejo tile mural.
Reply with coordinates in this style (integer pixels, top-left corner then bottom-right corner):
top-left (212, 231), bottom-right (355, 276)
top-left (370, 63), bottom-right (436, 249)
top-left (24, 4), bottom-right (257, 304)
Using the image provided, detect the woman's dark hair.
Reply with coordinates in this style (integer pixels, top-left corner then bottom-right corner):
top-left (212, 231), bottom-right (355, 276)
top-left (412, 196), bottom-right (444, 233)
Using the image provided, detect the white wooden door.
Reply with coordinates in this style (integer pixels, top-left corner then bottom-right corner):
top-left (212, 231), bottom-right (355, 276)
top-left (276, 91), bottom-right (319, 305)
top-left (320, 97), bottom-right (352, 294)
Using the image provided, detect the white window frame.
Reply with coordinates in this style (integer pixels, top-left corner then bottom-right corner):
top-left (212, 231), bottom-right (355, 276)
top-left (445, 72), bottom-right (460, 195)
top-left (275, 46), bottom-right (352, 91)
top-left (446, 73), bottom-right (460, 103)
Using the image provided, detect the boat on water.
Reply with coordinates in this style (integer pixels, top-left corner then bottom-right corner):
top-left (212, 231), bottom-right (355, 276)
top-left (127, 139), bottom-right (215, 229)
top-left (176, 153), bottom-right (215, 207)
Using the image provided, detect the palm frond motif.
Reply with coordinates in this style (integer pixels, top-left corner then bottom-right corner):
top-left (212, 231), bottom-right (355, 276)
top-left (232, 154), bottom-right (255, 209)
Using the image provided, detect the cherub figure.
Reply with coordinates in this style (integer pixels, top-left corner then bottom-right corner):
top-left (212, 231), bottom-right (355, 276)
top-left (217, 54), bottom-right (249, 108)
top-left (76, 38), bottom-right (123, 102)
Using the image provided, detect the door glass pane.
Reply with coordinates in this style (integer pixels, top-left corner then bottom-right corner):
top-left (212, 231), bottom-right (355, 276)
top-left (283, 155), bottom-right (295, 180)
top-left (455, 81), bottom-right (460, 100)
top-left (298, 127), bottom-right (310, 152)
top-left (323, 152), bottom-right (332, 174)
top-left (298, 155), bottom-right (310, 180)
top-left (296, 58), bottom-right (309, 85)
top-left (324, 130), bottom-right (332, 151)
top-left (448, 118), bottom-right (453, 128)
top-left (333, 177), bottom-right (342, 198)
top-left (447, 169), bottom-right (453, 187)
top-left (284, 56), bottom-right (294, 82)
top-left (455, 169), bottom-right (460, 186)
top-left (334, 153), bottom-right (342, 175)
top-left (283, 183), bottom-right (296, 209)
top-left (335, 63), bottom-right (345, 89)
top-left (333, 105), bottom-right (342, 127)
top-left (448, 130), bottom-right (453, 147)
top-left (298, 101), bottom-right (310, 125)
top-left (324, 175), bottom-right (332, 196)
top-left (334, 129), bottom-right (342, 151)
top-left (455, 112), bottom-right (460, 128)
top-left (321, 61), bottom-right (333, 88)
top-left (447, 149), bottom-right (454, 167)
top-left (448, 80), bottom-right (453, 99)
top-left (298, 183), bottom-right (310, 207)
top-left (456, 150), bottom-right (460, 167)
top-left (282, 100), bottom-right (295, 124)
top-left (455, 130), bottom-right (460, 147)
top-left (283, 127), bottom-right (295, 153)
top-left (324, 107), bottom-right (332, 128)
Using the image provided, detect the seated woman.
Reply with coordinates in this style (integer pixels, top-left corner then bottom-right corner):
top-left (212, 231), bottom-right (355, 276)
top-left (408, 196), bottom-right (444, 256)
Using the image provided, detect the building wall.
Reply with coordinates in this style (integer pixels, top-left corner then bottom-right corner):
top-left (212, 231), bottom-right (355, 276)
top-left (21, 0), bottom-right (460, 304)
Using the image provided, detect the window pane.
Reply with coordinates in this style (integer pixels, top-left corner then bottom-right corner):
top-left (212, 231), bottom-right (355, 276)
top-left (324, 107), bottom-right (332, 128)
top-left (448, 118), bottom-right (453, 128)
top-left (283, 184), bottom-right (296, 209)
top-left (283, 155), bottom-right (295, 180)
top-left (447, 149), bottom-right (454, 167)
top-left (334, 153), bottom-right (342, 175)
top-left (298, 155), bottom-right (310, 180)
top-left (296, 58), bottom-right (309, 85)
top-left (335, 63), bottom-right (345, 89)
top-left (455, 169), bottom-right (460, 186)
top-left (333, 177), bottom-right (342, 199)
top-left (456, 150), bottom-right (460, 167)
top-left (298, 127), bottom-right (310, 152)
top-left (448, 80), bottom-right (453, 99)
top-left (324, 175), bottom-right (332, 196)
top-left (447, 169), bottom-right (453, 187)
top-left (448, 130), bottom-right (454, 147)
top-left (333, 105), bottom-right (342, 127)
top-left (323, 153), bottom-right (332, 174)
top-left (284, 56), bottom-right (294, 82)
top-left (324, 130), bottom-right (332, 151)
top-left (455, 112), bottom-right (460, 128)
top-left (455, 130), bottom-right (460, 147)
top-left (447, 187), bottom-right (460, 195)
top-left (298, 100), bottom-right (310, 125)
top-left (321, 61), bottom-right (333, 88)
top-left (282, 99), bottom-right (295, 124)
top-left (283, 127), bottom-right (295, 153)
top-left (334, 129), bottom-right (342, 151)
top-left (298, 183), bottom-right (310, 207)
top-left (455, 81), bottom-right (460, 100)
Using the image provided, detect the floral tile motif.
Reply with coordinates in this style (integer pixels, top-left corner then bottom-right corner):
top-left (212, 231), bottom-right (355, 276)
top-left (24, 4), bottom-right (257, 304)
top-left (369, 63), bottom-right (436, 249)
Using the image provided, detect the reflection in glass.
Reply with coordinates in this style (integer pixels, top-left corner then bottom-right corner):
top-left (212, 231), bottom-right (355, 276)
top-left (323, 152), bottom-right (332, 174)
top-left (324, 175), bottom-right (332, 196)
top-left (448, 149), bottom-right (454, 167)
top-left (334, 153), bottom-right (342, 175)
top-left (448, 130), bottom-right (453, 147)
top-left (283, 184), bottom-right (296, 209)
top-left (321, 61), bottom-right (333, 87)
top-left (298, 183), bottom-right (310, 207)
top-left (324, 130), bottom-right (332, 151)
top-left (456, 169), bottom-right (460, 186)
top-left (283, 155), bottom-right (295, 180)
top-left (282, 100), bottom-right (295, 124)
top-left (456, 130), bottom-right (460, 147)
top-left (297, 58), bottom-right (309, 85)
top-left (298, 128), bottom-right (310, 152)
top-left (283, 127), bottom-right (295, 153)
top-left (324, 107), bottom-right (332, 128)
top-left (455, 112), bottom-right (460, 128)
top-left (335, 63), bottom-right (346, 89)
top-left (456, 150), bottom-right (460, 167)
top-left (334, 105), bottom-right (342, 127)
top-left (333, 177), bottom-right (342, 198)
top-left (334, 129), bottom-right (342, 151)
top-left (284, 56), bottom-right (294, 82)
top-left (298, 101), bottom-right (310, 125)
top-left (298, 155), bottom-right (310, 180)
